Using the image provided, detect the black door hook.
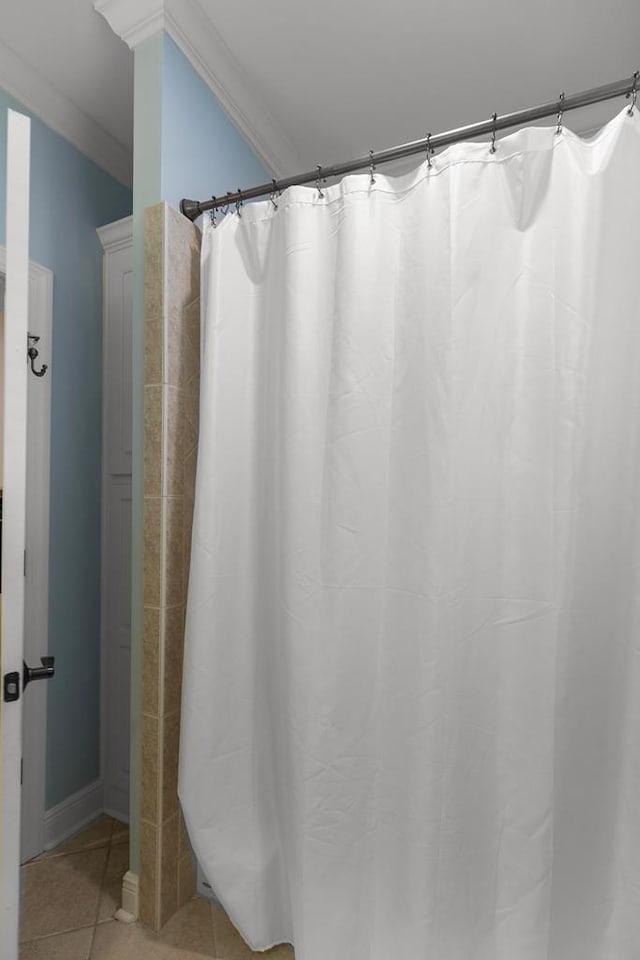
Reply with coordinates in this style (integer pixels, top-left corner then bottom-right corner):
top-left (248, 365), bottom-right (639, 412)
top-left (27, 334), bottom-right (48, 378)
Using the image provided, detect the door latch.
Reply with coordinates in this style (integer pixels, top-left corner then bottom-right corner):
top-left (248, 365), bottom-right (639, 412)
top-left (3, 671), bottom-right (20, 702)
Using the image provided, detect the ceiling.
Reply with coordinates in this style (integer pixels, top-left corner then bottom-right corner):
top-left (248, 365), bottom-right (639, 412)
top-left (0, 0), bottom-right (639, 187)
top-left (199, 0), bottom-right (640, 171)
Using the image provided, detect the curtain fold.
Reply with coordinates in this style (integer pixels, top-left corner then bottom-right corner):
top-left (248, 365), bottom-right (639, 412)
top-left (179, 107), bottom-right (640, 960)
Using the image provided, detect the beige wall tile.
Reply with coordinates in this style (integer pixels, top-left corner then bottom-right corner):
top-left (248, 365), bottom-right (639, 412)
top-left (164, 497), bottom-right (184, 607)
top-left (139, 820), bottom-right (159, 930)
top-left (143, 497), bottom-right (162, 607)
top-left (143, 607), bottom-right (161, 718)
top-left (144, 385), bottom-right (163, 499)
top-left (165, 312), bottom-right (184, 387)
top-left (177, 853), bottom-right (196, 909)
top-left (178, 811), bottom-right (191, 861)
top-left (181, 298), bottom-right (200, 386)
top-left (145, 318), bottom-right (163, 386)
top-left (163, 605), bottom-right (185, 716)
top-left (159, 814), bottom-right (180, 928)
top-left (141, 714), bottom-right (159, 825)
top-left (139, 203), bottom-right (203, 934)
top-left (161, 711), bottom-right (181, 821)
top-left (144, 205), bottom-right (165, 323)
top-left (166, 207), bottom-right (201, 317)
top-left (163, 385), bottom-right (184, 498)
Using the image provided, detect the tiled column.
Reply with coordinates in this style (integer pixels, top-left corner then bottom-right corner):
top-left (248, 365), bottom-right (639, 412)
top-left (141, 203), bottom-right (201, 930)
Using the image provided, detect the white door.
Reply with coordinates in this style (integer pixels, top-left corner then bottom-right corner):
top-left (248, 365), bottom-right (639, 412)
top-left (1, 108), bottom-right (31, 960)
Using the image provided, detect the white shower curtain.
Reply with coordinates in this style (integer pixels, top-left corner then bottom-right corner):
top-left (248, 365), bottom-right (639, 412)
top-left (179, 107), bottom-right (640, 960)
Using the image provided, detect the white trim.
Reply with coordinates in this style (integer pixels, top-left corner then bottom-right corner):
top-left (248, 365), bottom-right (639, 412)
top-left (98, 220), bottom-right (133, 828)
top-left (43, 779), bottom-right (105, 852)
top-left (1, 110), bottom-right (31, 960)
top-left (104, 807), bottom-right (130, 824)
top-left (0, 247), bottom-right (54, 866)
top-left (0, 37), bottom-right (132, 187)
top-left (115, 871), bottom-right (139, 922)
top-left (97, 215), bottom-right (134, 254)
top-left (94, 0), bottom-right (302, 178)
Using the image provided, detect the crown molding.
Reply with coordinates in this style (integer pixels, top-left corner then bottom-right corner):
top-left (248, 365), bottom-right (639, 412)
top-left (95, 0), bottom-right (302, 178)
top-left (97, 214), bottom-right (133, 252)
top-left (94, 0), bottom-right (166, 49)
top-left (0, 37), bottom-right (132, 187)
top-left (163, 0), bottom-right (302, 177)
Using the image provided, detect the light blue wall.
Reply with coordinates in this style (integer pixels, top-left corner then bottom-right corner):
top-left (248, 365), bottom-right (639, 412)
top-left (160, 34), bottom-right (269, 212)
top-left (0, 89), bottom-right (132, 809)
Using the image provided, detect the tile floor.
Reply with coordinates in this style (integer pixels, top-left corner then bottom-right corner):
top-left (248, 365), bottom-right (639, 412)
top-left (20, 815), bottom-right (295, 959)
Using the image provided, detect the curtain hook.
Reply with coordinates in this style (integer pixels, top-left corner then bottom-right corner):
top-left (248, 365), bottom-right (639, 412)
top-left (209, 197), bottom-right (217, 227)
top-left (316, 165), bottom-right (325, 199)
top-left (235, 188), bottom-right (243, 217)
top-left (555, 92), bottom-right (565, 135)
top-left (426, 132), bottom-right (433, 168)
top-left (627, 70), bottom-right (639, 115)
top-left (490, 113), bottom-right (498, 154)
top-left (369, 150), bottom-right (376, 186)
top-left (270, 178), bottom-right (281, 209)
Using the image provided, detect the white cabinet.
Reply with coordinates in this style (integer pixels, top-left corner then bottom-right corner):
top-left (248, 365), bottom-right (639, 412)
top-left (97, 216), bottom-right (132, 820)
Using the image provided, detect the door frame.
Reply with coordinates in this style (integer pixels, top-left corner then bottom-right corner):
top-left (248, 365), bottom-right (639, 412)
top-left (0, 246), bottom-right (53, 862)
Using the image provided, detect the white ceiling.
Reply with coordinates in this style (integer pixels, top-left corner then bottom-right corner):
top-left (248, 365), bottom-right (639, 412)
top-left (1, 0), bottom-right (639, 188)
top-left (199, 0), bottom-right (640, 170)
top-left (0, 0), bottom-right (133, 182)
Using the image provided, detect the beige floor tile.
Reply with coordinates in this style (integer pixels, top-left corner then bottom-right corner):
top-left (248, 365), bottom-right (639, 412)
top-left (211, 904), bottom-right (293, 959)
top-left (98, 842), bottom-right (130, 922)
top-left (91, 899), bottom-right (215, 958)
top-left (19, 926), bottom-right (95, 960)
top-left (158, 897), bottom-right (215, 955)
top-left (21, 848), bottom-right (108, 941)
top-left (90, 921), bottom-right (164, 959)
top-left (43, 817), bottom-right (114, 859)
top-left (111, 820), bottom-right (130, 846)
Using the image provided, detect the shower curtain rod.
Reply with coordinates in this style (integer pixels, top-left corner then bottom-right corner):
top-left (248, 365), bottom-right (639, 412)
top-left (180, 71), bottom-right (639, 222)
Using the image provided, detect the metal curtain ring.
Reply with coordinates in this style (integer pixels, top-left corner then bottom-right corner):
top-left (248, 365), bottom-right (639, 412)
top-left (209, 197), bottom-right (217, 226)
top-left (426, 132), bottom-right (433, 168)
top-left (555, 92), bottom-right (565, 135)
top-left (369, 150), bottom-right (376, 185)
top-left (490, 113), bottom-right (498, 154)
top-left (628, 70), bottom-right (639, 115)
top-left (270, 179), bottom-right (280, 209)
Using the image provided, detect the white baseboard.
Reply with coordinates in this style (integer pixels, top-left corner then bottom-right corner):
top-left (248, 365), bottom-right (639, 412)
top-left (43, 779), bottom-right (105, 851)
top-left (103, 806), bottom-right (130, 825)
top-left (115, 870), bottom-right (139, 922)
